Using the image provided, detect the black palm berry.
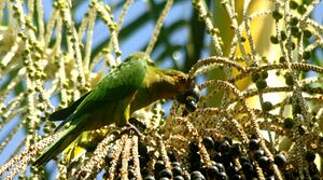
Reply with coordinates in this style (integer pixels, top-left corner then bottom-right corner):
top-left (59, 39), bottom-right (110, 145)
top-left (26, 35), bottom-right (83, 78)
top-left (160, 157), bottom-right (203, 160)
top-left (191, 171), bottom-right (206, 180)
top-left (284, 171), bottom-right (293, 179)
top-left (143, 175), bottom-right (155, 180)
top-left (283, 118), bottom-right (294, 129)
top-left (141, 168), bottom-right (150, 177)
top-left (254, 149), bottom-right (265, 160)
top-left (215, 162), bottom-right (225, 172)
top-left (154, 160), bottom-right (165, 172)
top-left (258, 156), bottom-right (270, 169)
top-left (290, 17), bottom-right (299, 26)
top-left (242, 162), bottom-right (254, 177)
top-left (274, 154), bottom-right (287, 168)
top-left (251, 72), bottom-right (260, 82)
top-left (284, 73), bottom-right (294, 86)
top-left (159, 169), bottom-right (172, 178)
top-left (159, 178), bottom-right (169, 180)
top-left (308, 162), bottom-right (319, 177)
top-left (213, 152), bottom-right (222, 162)
top-left (225, 165), bottom-right (238, 177)
top-left (230, 143), bottom-right (241, 158)
top-left (171, 161), bottom-right (181, 168)
top-left (249, 139), bottom-right (260, 151)
top-left (172, 166), bottom-right (182, 176)
top-left (200, 165), bottom-right (208, 177)
top-left (289, 1), bottom-right (298, 9)
top-left (256, 79), bottom-right (267, 90)
top-left (270, 35), bottom-right (279, 44)
top-left (183, 173), bottom-right (191, 180)
top-left (311, 174), bottom-right (321, 180)
top-left (190, 153), bottom-right (202, 171)
top-left (189, 142), bottom-right (199, 153)
top-left (202, 136), bottom-right (215, 150)
top-left (239, 156), bottom-right (250, 164)
top-left (297, 5), bottom-right (307, 14)
top-left (261, 71), bottom-right (268, 79)
top-left (272, 10), bottom-right (283, 21)
top-left (213, 140), bottom-right (222, 152)
top-left (279, 56), bottom-right (286, 63)
top-left (297, 125), bottom-right (306, 135)
top-left (219, 140), bottom-right (231, 153)
top-left (174, 176), bottom-right (185, 180)
top-left (206, 165), bottom-right (219, 178)
top-left (221, 153), bottom-right (233, 165)
top-left (305, 151), bottom-right (316, 162)
top-left (167, 150), bottom-right (178, 162)
top-left (139, 142), bottom-right (148, 156)
top-left (140, 151), bottom-right (151, 168)
top-left (231, 174), bottom-right (242, 180)
top-left (216, 171), bottom-right (228, 180)
top-left (262, 101), bottom-right (273, 111)
top-left (280, 31), bottom-right (287, 41)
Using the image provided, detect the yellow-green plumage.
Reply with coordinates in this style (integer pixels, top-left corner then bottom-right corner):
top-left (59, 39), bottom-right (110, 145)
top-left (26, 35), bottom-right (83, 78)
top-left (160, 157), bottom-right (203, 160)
top-left (34, 52), bottom-right (195, 166)
top-left (63, 127), bottom-right (110, 163)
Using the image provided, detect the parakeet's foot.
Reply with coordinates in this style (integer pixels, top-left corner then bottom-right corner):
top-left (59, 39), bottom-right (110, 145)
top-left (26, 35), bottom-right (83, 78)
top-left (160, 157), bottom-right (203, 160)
top-left (128, 117), bottom-right (146, 132)
top-left (124, 122), bottom-right (143, 138)
top-left (112, 120), bottom-right (144, 139)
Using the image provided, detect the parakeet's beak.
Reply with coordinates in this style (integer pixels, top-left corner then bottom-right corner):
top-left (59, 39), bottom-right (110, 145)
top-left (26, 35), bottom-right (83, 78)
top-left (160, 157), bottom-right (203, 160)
top-left (176, 85), bottom-right (200, 112)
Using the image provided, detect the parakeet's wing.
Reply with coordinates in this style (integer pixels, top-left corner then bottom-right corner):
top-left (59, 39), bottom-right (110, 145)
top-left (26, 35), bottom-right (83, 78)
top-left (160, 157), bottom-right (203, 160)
top-left (57, 57), bottom-right (148, 129)
top-left (49, 91), bottom-right (91, 121)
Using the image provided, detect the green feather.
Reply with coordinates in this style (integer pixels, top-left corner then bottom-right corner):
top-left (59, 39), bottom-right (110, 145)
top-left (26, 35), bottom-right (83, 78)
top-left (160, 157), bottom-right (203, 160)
top-left (34, 53), bottom-right (148, 166)
top-left (34, 52), bottom-right (194, 166)
top-left (34, 115), bottom-right (88, 166)
top-left (49, 91), bottom-right (91, 121)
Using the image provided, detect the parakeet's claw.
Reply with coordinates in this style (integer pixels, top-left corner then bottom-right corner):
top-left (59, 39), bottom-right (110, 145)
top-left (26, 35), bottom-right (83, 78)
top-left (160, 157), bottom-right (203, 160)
top-left (126, 122), bottom-right (143, 138)
top-left (129, 118), bottom-right (146, 132)
top-left (116, 122), bottom-right (143, 139)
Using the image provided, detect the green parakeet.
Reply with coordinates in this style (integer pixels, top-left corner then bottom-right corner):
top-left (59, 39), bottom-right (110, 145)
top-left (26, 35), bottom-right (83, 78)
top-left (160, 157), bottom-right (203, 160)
top-left (33, 52), bottom-right (199, 166)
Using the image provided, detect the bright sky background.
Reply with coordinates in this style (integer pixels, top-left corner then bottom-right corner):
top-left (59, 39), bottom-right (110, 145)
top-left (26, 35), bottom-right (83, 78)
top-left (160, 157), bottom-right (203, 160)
top-left (0, 1), bottom-right (322, 179)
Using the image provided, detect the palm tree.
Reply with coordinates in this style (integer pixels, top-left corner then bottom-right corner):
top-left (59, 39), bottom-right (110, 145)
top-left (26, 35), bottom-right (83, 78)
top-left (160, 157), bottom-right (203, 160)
top-left (0, 0), bottom-right (322, 179)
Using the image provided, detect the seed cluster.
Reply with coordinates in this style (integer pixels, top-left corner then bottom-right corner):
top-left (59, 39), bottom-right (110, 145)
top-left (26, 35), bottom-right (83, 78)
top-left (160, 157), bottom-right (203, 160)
top-left (66, 134), bottom-right (319, 179)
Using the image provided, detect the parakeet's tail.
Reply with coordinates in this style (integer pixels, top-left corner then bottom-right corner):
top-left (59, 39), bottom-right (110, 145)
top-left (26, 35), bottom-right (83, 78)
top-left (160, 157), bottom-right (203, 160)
top-left (33, 123), bottom-right (84, 166)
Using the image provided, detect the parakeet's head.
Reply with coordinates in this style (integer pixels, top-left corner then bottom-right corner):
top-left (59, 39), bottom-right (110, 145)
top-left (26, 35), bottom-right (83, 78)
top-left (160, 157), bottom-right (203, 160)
top-left (157, 69), bottom-right (193, 94)
top-left (128, 52), bottom-right (200, 113)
